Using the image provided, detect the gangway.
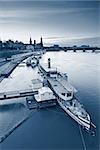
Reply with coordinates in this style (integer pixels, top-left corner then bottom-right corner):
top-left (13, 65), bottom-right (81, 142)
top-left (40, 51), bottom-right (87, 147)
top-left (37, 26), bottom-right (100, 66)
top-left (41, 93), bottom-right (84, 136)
top-left (0, 89), bottom-right (38, 100)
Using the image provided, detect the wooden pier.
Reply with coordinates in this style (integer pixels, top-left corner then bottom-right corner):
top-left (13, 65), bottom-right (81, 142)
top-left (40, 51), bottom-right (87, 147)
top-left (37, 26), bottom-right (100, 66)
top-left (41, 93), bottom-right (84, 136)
top-left (0, 89), bottom-right (38, 100)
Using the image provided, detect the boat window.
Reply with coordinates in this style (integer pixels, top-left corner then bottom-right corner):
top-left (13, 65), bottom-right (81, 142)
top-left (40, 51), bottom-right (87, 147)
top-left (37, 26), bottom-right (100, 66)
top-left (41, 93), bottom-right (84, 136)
top-left (67, 93), bottom-right (71, 97)
top-left (62, 93), bottom-right (65, 96)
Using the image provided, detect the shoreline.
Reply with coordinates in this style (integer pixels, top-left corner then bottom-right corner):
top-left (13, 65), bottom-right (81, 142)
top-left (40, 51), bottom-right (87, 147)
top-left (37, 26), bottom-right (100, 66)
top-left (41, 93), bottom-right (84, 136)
top-left (0, 53), bottom-right (35, 143)
top-left (0, 52), bottom-right (33, 83)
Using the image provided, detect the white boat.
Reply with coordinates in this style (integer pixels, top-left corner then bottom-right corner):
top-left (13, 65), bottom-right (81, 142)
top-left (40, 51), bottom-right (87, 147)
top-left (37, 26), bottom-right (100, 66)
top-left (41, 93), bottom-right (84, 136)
top-left (31, 59), bottom-right (37, 68)
top-left (57, 98), bottom-right (90, 130)
top-left (47, 75), bottom-right (91, 130)
top-left (38, 58), bottom-right (95, 131)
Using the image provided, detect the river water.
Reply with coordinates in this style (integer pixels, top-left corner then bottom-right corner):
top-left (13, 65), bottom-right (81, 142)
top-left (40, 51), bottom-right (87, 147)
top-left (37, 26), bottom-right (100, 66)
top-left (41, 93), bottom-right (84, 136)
top-left (0, 51), bottom-right (100, 150)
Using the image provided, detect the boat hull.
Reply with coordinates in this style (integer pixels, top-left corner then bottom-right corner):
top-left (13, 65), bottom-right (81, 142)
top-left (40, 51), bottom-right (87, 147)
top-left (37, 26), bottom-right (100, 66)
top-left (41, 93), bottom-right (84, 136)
top-left (57, 100), bottom-right (90, 130)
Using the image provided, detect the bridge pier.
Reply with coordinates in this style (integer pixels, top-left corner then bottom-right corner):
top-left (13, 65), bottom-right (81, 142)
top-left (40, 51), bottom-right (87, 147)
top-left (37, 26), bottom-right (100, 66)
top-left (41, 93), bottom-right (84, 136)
top-left (73, 49), bottom-right (76, 52)
top-left (83, 49), bottom-right (86, 52)
top-left (92, 49), bottom-right (95, 53)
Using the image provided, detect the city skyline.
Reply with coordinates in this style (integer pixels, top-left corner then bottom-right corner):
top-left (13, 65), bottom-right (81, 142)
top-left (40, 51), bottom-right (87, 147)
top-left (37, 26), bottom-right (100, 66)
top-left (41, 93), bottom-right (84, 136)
top-left (0, 0), bottom-right (99, 46)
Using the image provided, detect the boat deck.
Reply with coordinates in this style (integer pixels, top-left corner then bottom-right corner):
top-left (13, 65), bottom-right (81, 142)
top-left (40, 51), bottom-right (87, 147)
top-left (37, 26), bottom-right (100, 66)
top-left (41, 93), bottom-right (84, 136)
top-left (39, 63), bottom-right (57, 73)
top-left (48, 77), bottom-right (71, 95)
top-left (57, 77), bottom-right (77, 93)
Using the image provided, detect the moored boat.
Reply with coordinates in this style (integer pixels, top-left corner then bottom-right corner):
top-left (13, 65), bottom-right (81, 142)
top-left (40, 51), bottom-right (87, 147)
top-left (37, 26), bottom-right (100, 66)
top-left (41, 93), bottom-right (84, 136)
top-left (38, 58), bottom-right (96, 131)
top-left (57, 98), bottom-right (90, 130)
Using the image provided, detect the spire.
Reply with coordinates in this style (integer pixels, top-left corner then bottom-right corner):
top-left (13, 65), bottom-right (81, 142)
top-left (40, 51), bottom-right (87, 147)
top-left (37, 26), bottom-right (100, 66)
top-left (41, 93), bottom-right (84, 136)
top-left (40, 37), bottom-right (43, 46)
top-left (34, 40), bottom-right (36, 45)
top-left (29, 37), bottom-right (32, 45)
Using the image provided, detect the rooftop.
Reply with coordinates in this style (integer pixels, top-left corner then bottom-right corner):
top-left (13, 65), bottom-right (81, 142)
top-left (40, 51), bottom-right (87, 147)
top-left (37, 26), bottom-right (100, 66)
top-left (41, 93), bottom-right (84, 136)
top-left (34, 87), bottom-right (56, 102)
top-left (39, 87), bottom-right (53, 94)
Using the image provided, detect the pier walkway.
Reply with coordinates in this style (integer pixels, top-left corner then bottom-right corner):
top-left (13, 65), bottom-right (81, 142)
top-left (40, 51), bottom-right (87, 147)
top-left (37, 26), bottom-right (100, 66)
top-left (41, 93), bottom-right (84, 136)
top-left (0, 89), bottom-right (38, 100)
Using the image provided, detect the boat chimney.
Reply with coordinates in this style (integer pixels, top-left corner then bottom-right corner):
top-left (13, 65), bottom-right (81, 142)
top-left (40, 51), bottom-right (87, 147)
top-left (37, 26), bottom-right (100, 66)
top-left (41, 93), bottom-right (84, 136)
top-left (48, 58), bottom-right (51, 68)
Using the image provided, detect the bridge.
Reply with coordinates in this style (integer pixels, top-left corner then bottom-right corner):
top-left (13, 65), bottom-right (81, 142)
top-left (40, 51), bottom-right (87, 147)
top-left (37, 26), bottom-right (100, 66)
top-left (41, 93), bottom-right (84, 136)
top-left (63, 47), bottom-right (100, 52)
top-left (0, 89), bottom-right (38, 100)
top-left (45, 46), bottom-right (100, 52)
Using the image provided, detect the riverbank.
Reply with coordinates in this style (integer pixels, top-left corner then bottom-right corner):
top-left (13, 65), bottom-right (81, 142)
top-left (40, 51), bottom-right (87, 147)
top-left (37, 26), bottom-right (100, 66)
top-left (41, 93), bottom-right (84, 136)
top-left (0, 55), bottom-right (37, 143)
top-left (0, 52), bottom-right (34, 82)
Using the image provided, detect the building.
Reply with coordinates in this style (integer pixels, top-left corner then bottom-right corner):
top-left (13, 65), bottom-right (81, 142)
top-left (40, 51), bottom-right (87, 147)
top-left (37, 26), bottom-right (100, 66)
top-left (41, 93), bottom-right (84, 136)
top-left (46, 44), bottom-right (61, 51)
top-left (4, 40), bottom-right (14, 49)
top-left (34, 87), bottom-right (56, 102)
top-left (27, 86), bottom-right (56, 109)
top-left (0, 39), bottom-right (25, 50)
top-left (26, 37), bottom-right (34, 51)
top-left (26, 45), bottom-right (34, 51)
top-left (34, 37), bottom-right (43, 51)
top-left (26, 37), bottom-right (44, 51)
top-left (80, 45), bottom-right (90, 48)
top-left (13, 41), bottom-right (25, 50)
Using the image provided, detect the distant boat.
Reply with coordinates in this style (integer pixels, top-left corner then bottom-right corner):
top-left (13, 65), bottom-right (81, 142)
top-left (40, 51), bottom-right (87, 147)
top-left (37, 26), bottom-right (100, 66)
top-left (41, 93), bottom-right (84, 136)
top-left (31, 58), bottom-right (38, 68)
top-left (26, 58), bottom-right (31, 66)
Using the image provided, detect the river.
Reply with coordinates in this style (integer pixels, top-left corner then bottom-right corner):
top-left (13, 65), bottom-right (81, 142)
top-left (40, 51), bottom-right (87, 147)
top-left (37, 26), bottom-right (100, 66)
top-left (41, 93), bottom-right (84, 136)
top-left (0, 51), bottom-right (100, 150)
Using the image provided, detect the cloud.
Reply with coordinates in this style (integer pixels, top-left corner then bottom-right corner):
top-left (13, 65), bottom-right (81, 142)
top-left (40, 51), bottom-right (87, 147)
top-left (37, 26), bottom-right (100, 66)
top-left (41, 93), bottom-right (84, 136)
top-left (0, 0), bottom-right (99, 43)
top-left (0, 7), bottom-right (97, 18)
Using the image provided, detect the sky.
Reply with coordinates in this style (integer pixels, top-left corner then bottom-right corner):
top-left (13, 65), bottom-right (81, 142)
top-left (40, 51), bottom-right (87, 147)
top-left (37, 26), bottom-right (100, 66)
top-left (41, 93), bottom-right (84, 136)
top-left (0, 0), bottom-right (99, 46)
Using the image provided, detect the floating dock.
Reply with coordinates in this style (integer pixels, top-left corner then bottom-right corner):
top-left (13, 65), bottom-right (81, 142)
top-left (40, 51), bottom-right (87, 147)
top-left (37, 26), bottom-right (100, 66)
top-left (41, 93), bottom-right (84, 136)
top-left (33, 86), bottom-right (57, 109)
top-left (26, 96), bottom-right (57, 110)
top-left (0, 81), bottom-right (57, 109)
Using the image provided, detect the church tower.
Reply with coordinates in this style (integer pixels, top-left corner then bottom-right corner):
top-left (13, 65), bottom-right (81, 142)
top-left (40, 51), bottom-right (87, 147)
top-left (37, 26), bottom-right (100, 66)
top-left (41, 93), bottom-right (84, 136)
top-left (29, 37), bottom-right (32, 45)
